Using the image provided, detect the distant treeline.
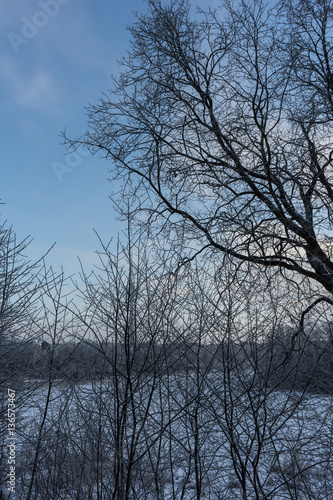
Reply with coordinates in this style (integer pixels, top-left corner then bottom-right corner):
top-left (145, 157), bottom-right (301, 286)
top-left (1, 325), bottom-right (332, 393)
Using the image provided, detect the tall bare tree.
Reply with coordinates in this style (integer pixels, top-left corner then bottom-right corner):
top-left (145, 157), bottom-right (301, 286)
top-left (65, 0), bottom-right (333, 298)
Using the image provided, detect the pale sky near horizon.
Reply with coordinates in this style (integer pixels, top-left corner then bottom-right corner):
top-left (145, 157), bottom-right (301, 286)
top-left (1, 0), bottom-right (218, 277)
top-left (0, 0), bottom-right (151, 276)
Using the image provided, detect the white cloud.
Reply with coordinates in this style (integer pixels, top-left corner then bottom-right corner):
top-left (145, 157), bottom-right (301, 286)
top-left (0, 56), bottom-right (60, 114)
top-left (16, 71), bottom-right (58, 109)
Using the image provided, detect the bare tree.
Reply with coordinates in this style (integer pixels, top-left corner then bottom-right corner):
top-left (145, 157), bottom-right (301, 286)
top-left (22, 267), bottom-right (75, 500)
top-left (65, 0), bottom-right (333, 298)
top-left (71, 231), bottom-right (183, 499)
top-left (188, 260), bottom-right (333, 499)
top-left (0, 221), bottom-right (55, 498)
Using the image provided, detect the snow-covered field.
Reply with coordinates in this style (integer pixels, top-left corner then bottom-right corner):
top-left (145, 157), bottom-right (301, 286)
top-left (8, 376), bottom-right (333, 499)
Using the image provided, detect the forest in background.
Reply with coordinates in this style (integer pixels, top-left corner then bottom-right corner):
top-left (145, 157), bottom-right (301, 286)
top-left (3, 332), bottom-right (333, 394)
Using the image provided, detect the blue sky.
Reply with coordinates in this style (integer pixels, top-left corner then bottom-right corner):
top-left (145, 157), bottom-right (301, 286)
top-left (0, 0), bottom-right (149, 275)
top-left (1, 0), bottom-right (219, 277)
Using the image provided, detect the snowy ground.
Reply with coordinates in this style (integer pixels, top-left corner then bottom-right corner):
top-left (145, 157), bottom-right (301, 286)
top-left (8, 376), bottom-right (333, 499)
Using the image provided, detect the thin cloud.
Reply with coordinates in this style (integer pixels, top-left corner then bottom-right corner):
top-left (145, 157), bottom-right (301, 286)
top-left (0, 56), bottom-right (60, 114)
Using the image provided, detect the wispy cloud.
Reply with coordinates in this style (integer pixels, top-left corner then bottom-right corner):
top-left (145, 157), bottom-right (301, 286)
top-left (0, 56), bottom-right (60, 114)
